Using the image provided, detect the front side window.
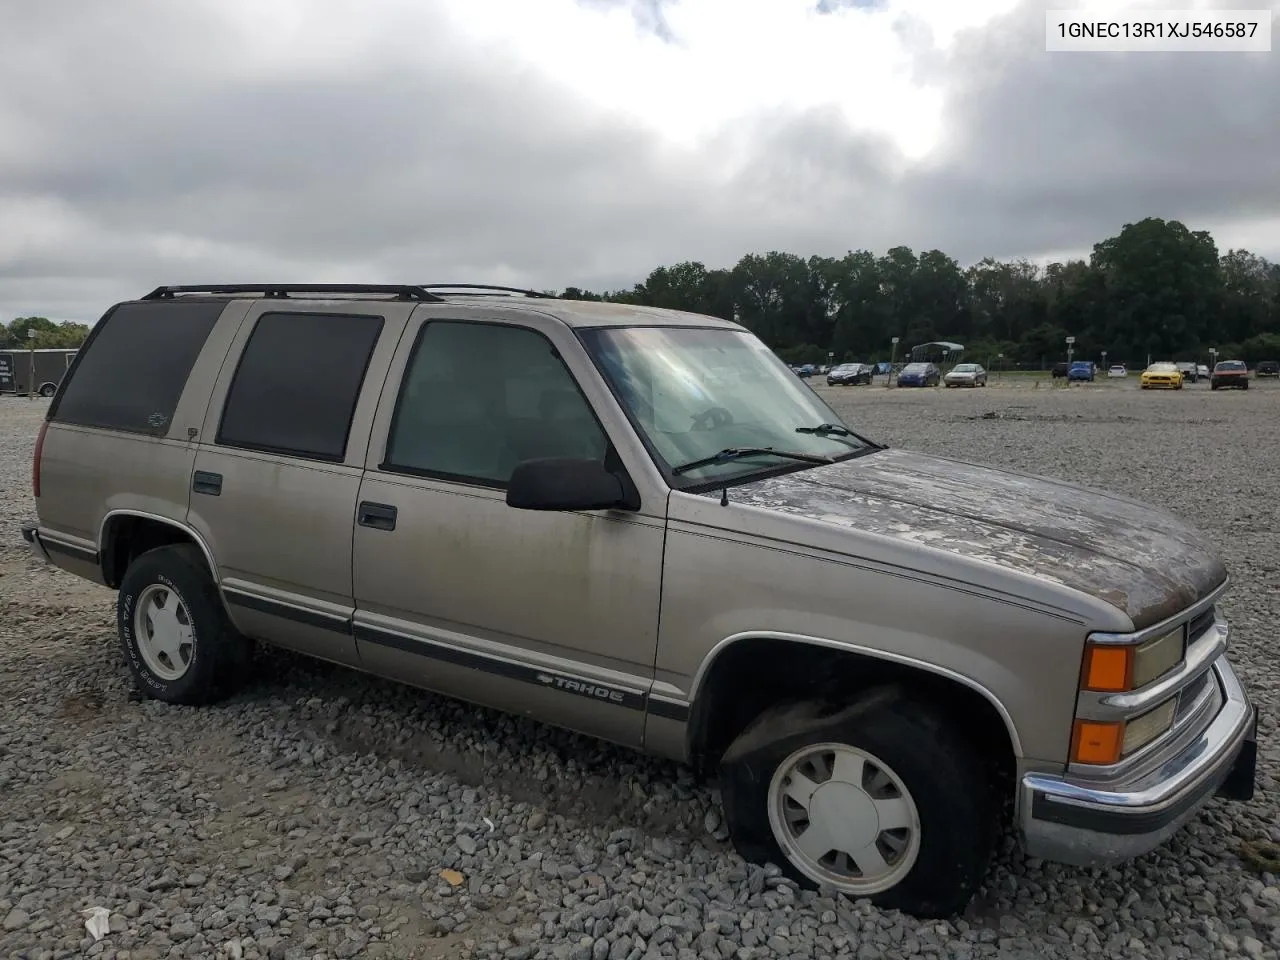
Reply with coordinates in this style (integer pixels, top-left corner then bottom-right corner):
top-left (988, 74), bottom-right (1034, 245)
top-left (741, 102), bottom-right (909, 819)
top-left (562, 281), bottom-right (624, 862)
top-left (579, 325), bottom-right (875, 488)
top-left (383, 321), bottom-right (609, 486)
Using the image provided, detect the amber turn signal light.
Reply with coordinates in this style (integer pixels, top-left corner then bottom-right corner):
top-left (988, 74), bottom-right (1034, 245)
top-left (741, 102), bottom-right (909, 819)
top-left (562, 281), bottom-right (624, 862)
top-left (1071, 719), bottom-right (1124, 765)
top-left (1081, 643), bottom-right (1132, 692)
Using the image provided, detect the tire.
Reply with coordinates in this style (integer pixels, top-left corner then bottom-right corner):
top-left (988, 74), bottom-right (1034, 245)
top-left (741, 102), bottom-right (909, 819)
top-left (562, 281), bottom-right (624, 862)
top-left (719, 691), bottom-right (998, 918)
top-left (38, 383), bottom-right (56, 398)
top-left (117, 544), bottom-right (249, 705)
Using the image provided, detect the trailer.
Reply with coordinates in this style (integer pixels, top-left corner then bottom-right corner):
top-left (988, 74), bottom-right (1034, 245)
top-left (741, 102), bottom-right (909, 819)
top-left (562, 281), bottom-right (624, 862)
top-left (0, 348), bottom-right (79, 397)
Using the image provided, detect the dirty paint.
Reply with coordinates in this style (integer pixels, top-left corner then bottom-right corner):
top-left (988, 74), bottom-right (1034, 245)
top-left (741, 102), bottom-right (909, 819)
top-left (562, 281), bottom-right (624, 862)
top-left (714, 448), bottom-right (1226, 630)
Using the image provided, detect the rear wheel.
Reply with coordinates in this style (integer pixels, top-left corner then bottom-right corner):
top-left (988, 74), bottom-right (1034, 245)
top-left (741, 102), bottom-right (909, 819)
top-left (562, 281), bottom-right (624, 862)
top-left (38, 383), bottom-right (56, 398)
top-left (719, 692), bottom-right (998, 918)
top-left (117, 544), bottom-right (249, 705)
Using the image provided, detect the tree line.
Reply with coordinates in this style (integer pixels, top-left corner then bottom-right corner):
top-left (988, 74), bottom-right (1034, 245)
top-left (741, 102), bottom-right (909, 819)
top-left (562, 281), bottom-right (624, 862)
top-left (8, 217), bottom-right (1280, 368)
top-left (554, 217), bottom-right (1280, 368)
top-left (0, 316), bottom-right (91, 351)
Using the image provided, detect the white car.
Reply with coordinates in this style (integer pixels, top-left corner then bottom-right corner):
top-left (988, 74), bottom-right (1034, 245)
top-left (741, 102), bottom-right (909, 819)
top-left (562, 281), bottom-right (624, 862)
top-left (1107, 365), bottom-right (1127, 378)
top-left (1197, 364), bottom-right (1210, 379)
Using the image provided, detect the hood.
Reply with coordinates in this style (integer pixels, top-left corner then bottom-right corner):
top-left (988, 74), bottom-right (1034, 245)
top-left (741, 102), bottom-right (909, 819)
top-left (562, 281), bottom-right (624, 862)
top-left (725, 448), bottom-right (1225, 629)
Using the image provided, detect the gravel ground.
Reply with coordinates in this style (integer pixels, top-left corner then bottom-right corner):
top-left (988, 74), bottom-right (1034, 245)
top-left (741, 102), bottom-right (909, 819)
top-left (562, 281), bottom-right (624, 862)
top-left (2, 378), bottom-right (1279, 960)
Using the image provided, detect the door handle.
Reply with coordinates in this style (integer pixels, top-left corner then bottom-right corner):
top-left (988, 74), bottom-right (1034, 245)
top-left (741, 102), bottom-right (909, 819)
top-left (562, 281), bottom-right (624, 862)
top-left (192, 471), bottom-right (223, 496)
top-left (357, 501), bottom-right (398, 531)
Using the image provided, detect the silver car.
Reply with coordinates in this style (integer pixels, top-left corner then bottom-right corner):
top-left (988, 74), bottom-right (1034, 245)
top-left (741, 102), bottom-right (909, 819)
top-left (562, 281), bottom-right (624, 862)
top-left (943, 363), bottom-right (988, 387)
top-left (23, 283), bottom-right (1258, 919)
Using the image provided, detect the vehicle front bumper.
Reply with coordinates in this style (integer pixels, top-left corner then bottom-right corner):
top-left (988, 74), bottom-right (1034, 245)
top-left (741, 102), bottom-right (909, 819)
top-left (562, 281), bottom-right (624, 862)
top-left (1019, 654), bottom-right (1256, 867)
top-left (1142, 378), bottom-right (1181, 388)
top-left (21, 522), bottom-right (52, 563)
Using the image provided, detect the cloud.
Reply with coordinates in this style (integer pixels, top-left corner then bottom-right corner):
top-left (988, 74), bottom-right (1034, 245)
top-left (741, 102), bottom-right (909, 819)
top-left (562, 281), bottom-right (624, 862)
top-left (0, 0), bottom-right (1276, 323)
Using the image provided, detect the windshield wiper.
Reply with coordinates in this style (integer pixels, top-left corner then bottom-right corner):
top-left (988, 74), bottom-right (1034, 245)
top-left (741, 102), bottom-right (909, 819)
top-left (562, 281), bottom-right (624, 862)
top-left (795, 423), bottom-right (886, 450)
top-left (796, 422), bottom-right (852, 436)
top-left (671, 447), bottom-right (834, 476)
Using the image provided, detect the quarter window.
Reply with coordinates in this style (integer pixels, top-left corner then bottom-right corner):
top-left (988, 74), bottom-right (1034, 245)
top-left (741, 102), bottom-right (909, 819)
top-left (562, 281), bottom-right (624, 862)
top-left (383, 321), bottom-right (608, 485)
top-left (50, 300), bottom-right (224, 435)
top-left (217, 311), bottom-right (383, 461)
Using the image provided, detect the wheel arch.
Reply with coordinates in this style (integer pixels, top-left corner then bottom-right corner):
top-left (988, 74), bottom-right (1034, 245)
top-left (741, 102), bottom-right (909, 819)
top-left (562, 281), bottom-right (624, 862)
top-left (98, 509), bottom-right (220, 590)
top-left (684, 631), bottom-right (1023, 776)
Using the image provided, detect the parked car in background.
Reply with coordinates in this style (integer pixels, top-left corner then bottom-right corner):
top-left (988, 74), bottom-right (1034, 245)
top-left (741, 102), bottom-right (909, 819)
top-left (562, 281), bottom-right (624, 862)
top-left (896, 362), bottom-right (941, 387)
top-left (827, 363), bottom-right (873, 386)
top-left (943, 363), bottom-right (987, 388)
top-left (1050, 362), bottom-right (1069, 379)
top-left (1067, 361), bottom-right (1095, 382)
top-left (1211, 360), bottom-right (1250, 390)
top-left (792, 364), bottom-right (815, 378)
top-left (1140, 362), bottom-right (1183, 390)
top-left (1197, 364), bottom-right (1210, 380)
top-left (1107, 364), bottom-right (1128, 378)
top-left (1256, 360), bottom-right (1279, 379)
top-left (1176, 361), bottom-right (1199, 384)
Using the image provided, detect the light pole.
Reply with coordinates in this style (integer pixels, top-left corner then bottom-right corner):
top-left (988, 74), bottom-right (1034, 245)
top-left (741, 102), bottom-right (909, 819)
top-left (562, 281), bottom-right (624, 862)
top-left (1101, 350), bottom-right (1107, 372)
top-left (1066, 335), bottom-right (1075, 366)
top-left (996, 353), bottom-right (1003, 378)
top-left (26, 328), bottom-right (36, 400)
top-left (888, 336), bottom-right (899, 387)
top-left (1209, 347), bottom-right (1217, 371)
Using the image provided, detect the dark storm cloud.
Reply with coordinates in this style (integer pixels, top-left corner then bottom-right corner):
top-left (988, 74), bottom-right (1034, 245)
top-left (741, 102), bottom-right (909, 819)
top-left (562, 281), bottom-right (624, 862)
top-left (1, 0), bottom-right (1276, 324)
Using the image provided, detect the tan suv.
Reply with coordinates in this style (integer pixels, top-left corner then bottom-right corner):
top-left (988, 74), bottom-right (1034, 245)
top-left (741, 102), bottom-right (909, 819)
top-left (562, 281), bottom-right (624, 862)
top-left (23, 283), bottom-right (1257, 917)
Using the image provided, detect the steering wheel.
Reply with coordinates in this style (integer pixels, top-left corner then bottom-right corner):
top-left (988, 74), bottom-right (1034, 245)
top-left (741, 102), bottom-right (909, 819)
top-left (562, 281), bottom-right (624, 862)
top-left (691, 406), bottom-right (734, 431)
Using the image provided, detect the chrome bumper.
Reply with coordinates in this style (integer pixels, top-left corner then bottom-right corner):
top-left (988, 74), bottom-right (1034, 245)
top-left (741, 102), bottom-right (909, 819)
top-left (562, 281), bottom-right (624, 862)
top-left (1019, 654), bottom-right (1256, 867)
top-left (21, 522), bottom-right (52, 564)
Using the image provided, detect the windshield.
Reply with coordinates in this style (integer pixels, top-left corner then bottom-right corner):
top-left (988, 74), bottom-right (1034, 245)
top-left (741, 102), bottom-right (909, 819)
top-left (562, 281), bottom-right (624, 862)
top-left (1071, 361), bottom-right (1089, 368)
top-left (579, 326), bottom-right (875, 485)
top-left (902, 363), bottom-right (928, 373)
top-left (1149, 363), bottom-right (1178, 372)
top-left (832, 364), bottom-right (856, 372)
top-left (1217, 361), bottom-right (1246, 370)
top-left (952, 364), bottom-right (978, 372)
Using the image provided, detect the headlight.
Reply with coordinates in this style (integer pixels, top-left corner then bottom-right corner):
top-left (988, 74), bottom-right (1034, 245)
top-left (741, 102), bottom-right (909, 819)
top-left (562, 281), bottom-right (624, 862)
top-left (1121, 698), bottom-right (1178, 755)
top-left (1081, 627), bottom-right (1185, 692)
top-left (1071, 696), bottom-right (1178, 765)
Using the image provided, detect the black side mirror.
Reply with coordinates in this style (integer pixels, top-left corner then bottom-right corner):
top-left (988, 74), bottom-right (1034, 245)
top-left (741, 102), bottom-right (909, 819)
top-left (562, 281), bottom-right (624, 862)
top-left (506, 458), bottom-right (638, 512)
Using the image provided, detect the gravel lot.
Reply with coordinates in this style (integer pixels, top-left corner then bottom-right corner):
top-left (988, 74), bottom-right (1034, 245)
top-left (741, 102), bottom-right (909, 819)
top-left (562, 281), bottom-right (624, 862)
top-left (2, 378), bottom-right (1279, 960)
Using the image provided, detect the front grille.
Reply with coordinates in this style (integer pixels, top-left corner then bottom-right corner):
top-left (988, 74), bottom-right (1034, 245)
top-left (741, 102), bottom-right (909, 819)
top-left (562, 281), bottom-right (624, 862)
top-left (1187, 606), bottom-right (1216, 643)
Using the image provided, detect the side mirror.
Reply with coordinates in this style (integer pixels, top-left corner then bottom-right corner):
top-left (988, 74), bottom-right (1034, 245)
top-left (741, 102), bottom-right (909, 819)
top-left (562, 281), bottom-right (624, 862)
top-left (506, 458), bottom-right (637, 512)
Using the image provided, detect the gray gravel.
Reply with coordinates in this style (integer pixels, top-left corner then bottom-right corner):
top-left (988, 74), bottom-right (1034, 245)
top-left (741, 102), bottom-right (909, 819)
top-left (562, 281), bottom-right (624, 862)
top-left (2, 378), bottom-right (1279, 960)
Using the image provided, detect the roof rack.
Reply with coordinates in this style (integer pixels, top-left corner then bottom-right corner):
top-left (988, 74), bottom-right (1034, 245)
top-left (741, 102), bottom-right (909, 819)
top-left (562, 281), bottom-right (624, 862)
top-left (421, 283), bottom-right (553, 299)
top-left (141, 284), bottom-right (446, 302)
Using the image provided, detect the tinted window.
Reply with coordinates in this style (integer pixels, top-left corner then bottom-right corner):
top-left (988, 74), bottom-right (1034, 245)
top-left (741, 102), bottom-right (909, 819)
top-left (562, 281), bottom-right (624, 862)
top-left (50, 300), bottom-right (223, 434)
top-left (383, 321), bottom-right (608, 486)
top-left (217, 311), bottom-right (383, 461)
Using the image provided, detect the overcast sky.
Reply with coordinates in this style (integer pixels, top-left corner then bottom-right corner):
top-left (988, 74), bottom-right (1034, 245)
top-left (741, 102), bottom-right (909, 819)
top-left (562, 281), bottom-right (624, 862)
top-left (2, 0), bottom-right (1277, 323)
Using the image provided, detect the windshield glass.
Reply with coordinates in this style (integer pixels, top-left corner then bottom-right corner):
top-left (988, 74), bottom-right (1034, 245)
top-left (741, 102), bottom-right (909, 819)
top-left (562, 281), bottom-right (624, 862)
top-left (902, 363), bottom-right (928, 373)
top-left (952, 364), bottom-right (977, 372)
top-left (1217, 361), bottom-right (1246, 370)
top-left (579, 326), bottom-right (874, 485)
top-left (1149, 362), bottom-right (1178, 372)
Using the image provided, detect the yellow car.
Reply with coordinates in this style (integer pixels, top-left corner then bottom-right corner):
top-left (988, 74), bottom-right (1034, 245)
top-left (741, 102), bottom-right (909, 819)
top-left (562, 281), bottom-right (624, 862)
top-left (1140, 361), bottom-right (1183, 389)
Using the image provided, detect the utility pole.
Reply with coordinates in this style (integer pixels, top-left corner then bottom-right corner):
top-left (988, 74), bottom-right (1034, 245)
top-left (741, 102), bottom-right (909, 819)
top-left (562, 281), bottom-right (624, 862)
top-left (888, 337), bottom-right (899, 387)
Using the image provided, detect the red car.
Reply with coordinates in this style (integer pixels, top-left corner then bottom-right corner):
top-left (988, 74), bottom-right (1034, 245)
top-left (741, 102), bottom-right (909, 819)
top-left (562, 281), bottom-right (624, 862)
top-left (1210, 360), bottom-right (1249, 390)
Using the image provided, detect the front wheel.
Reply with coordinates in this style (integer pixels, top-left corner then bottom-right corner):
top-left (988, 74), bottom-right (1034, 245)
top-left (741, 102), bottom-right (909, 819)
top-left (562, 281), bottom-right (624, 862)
top-left (719, 693), bottom-right (998, 918)
top-left (38, 383), bottom-right (57, 398)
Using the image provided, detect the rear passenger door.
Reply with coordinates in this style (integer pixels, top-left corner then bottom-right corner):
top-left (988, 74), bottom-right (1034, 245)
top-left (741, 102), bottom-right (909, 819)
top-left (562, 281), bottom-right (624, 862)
top-left (186, 301), bottom-right (412, 667)
top-left (350, 314), bottom-right (667, 749)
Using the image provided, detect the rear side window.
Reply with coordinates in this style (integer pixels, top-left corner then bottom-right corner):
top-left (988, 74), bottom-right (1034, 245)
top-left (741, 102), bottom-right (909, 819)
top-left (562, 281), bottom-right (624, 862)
top-left (216, 311), bottom-right (383, 461)
top-left (50, 300), bottom-right (224, 434)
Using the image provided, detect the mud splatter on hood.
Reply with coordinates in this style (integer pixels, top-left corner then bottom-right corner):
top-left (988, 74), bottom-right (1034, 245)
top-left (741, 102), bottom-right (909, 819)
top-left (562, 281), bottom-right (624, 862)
top-left (721, 447), bottom-right (1226, 630)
